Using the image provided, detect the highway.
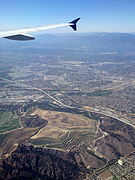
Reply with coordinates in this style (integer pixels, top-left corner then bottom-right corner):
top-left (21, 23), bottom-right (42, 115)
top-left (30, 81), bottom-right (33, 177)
top-left (0, 76), bottom-right (135, 129)
top-left (90, 108), bottom-right (135, 128)
top-left (0, 77), bottom-right (66, 107)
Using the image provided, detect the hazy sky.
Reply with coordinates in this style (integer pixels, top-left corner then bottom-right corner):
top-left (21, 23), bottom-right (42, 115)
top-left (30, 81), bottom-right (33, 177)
top-left (1, 0), bottom-right (135, 33)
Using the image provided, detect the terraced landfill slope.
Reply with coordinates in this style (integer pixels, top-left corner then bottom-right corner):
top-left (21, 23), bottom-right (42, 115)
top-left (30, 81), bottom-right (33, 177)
top-left (0, 32), bottom-right (135, 179)
top-left (0, 102), bottom-right (135, 180)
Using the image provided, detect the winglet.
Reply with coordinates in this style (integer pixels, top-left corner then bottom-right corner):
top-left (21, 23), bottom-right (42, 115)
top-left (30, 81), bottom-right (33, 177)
top-left (69, 18), bottom-right (81, 31)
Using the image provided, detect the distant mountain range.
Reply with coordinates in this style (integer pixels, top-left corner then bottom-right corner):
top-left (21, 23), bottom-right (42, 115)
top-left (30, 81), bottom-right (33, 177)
top-left (1, 32), bottom-right (135, 53)
top-left (38, 32), bottom-right (135, 52)
top-left (1, 33), bottom-right (135, 65)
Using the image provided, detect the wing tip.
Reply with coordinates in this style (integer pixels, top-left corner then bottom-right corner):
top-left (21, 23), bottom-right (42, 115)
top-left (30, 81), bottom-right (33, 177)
top-left (69, 17), bottom-right (81, 31)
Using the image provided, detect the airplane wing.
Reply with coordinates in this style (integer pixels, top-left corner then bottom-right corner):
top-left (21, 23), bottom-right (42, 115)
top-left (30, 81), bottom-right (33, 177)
top-left (0, 18), bottom-right (80, 41)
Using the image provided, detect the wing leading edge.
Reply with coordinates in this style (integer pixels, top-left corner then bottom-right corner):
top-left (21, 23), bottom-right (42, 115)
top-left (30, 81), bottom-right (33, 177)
top-left (0, 18), bottom-right (80, 41)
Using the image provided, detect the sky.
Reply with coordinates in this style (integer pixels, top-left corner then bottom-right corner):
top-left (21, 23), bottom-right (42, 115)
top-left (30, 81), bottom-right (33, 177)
top-left (1, 0), bottom-right (135, 33)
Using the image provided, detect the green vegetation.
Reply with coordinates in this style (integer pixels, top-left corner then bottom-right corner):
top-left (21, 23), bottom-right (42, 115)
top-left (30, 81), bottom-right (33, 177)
top-left (29, 137), bottom-right (66, 149)
top-left (46, 143), bottom-right (65, 149)
top-left (29, 137), bottom-right (57, 146)
top-left (0, 111), bottom-right (20, 133)
top-left (65, 90), bottom-right (112, 97)
top-left (113, 176), bottom-right (119, 180)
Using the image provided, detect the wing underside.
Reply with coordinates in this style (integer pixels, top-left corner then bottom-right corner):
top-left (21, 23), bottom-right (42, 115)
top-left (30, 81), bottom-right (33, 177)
top-left (3, 34), bottom-right (35, 40)
top-left (0, 18), bottom-right (80, 41)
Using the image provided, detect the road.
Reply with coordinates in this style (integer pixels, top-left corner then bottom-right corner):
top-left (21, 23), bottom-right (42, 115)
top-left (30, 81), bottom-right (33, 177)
top-left (0, 77), bottom-right (66, 107)
top-left (0, 76), bottom-right (135, 129)
top-left (90, 108), bottom-right (135, 128)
